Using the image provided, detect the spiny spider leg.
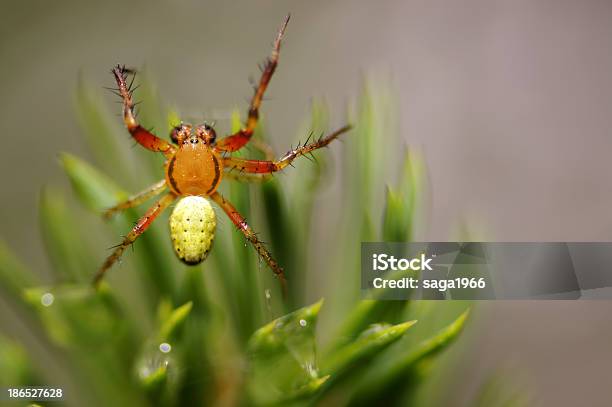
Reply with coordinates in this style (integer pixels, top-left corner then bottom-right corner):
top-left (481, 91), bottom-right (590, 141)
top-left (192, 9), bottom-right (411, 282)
top-left (215, 14), bottom-right (290, 152)
top-left (222, 125), bottom-right (351, 173)
top-left (93, 193), bottom-right (176, 287)
top-left (111, 65), bottom-right (175, 157)
top-left (103, 179), bottom-right (167, 219)
top-left (222, 135), bottom-right (276, 183)
top-left (209, 191), bottom-right (287, 297)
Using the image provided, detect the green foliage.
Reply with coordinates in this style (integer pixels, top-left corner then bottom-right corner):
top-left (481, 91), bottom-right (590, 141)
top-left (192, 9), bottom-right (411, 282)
top-left (0, 76), bottom-right (488, 406)
top-left (383, 149), bottom-right (426, 242)
top-left (247, 300), bottom-right (324, 404)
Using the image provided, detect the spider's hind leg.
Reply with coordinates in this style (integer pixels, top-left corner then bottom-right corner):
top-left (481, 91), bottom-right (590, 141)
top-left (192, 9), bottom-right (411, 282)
top-left (93, 193), bottom-right (176, 287)
top-left (209, 191), bottom-right (287, 297)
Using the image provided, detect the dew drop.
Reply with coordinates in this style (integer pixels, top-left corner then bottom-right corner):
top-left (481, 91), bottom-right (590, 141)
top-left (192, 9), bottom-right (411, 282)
top-left (299, 319), bottom-right (307, 327)
top-left (41, 293), bottom-right (54, 307)
top-left (159, 342), bottom-right (172, 353)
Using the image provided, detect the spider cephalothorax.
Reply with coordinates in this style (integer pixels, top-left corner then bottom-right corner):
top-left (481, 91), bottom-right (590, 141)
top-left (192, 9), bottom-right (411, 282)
top-left (95, 15), bottom-right (351, 295)
top-left (165, 123), bottom-right (223, 196)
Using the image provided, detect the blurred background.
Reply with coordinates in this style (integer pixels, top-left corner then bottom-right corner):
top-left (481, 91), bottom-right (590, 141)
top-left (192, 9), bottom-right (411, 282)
top-left (1, 0), bottom-right (612, 405)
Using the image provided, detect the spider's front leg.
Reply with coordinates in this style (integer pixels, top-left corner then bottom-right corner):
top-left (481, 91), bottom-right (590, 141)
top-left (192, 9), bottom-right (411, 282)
top-left (209, 191), bottom-right (287, 296)
top-left (215, 15), bottom-right (290, 152)
top-left (93, 193), bottom-right (176, 287)
top-left (111, 65), bottom-right (175, 157)
top-left (103, 179), bottom-right (167, 219)
top-left (222, 125), bottom-right (351, 174)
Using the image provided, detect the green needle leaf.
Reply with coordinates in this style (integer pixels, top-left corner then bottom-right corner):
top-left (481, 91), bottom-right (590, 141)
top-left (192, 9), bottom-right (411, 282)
top-left (330, 300), bottom-right (411, 350)
top-left (39, 187), bottom-right (92, 282)
top-left (0, 241), bottom-right (38, 301)
top-left (247, 300), bottom-right (323, 404)
top-left (135, 340), bottom-right (175, 403)
top-left (322, 320), bottom-right (417, 385)
top-left (59, 153), bottom-right (127, 212)
top-left (167, 108), bottom-right (181, 132)
top-left (21, 280), bottom-right (139, 396)
top-left (158, 301), bottom-right (193, 341)
top-left (0, 336), bottom-right (36, 387)
top-left (352, 309), bottom-right (470, 403)
top-left (382, 149), bottom-right (427, 242)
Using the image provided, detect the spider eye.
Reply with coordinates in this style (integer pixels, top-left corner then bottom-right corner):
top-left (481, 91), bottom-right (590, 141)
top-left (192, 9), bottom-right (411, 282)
top-left (170, 126), bottom-right (181, 144)
top-left (208, 128), bottom-right (216, 143)
top-left (171, 124), bottom-right (190, 144)
top-left (196, 124), bottom-right (216, 144)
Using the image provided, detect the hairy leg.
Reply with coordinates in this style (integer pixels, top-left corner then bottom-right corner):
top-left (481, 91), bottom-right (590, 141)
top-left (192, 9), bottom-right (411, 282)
top-left (111, 65), bottom-right (174, 156)
top-left (222, 125), bottom-right (351, 173)
top-left (215, 15), bottom-right (290, 152)
top-left (103, 179), bottom-right (167, 219)
top-left (93, 193), bottom-right (176, 287)
top-left (209, 191), bottom-right (287, 296)
top-left (223, 137), bottom-right (275, 183)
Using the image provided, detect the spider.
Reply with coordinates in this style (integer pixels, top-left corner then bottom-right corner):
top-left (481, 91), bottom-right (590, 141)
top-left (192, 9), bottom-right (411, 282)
top-left (93, 15), bottom-right (351, 294)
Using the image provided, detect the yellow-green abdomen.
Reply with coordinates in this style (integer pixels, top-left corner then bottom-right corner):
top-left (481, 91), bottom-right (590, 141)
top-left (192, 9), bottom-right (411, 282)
top-left (169, 196), bottom-right (216, 265)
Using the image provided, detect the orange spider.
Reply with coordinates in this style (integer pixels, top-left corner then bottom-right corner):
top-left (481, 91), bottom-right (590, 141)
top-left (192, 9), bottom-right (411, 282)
top-left (94, 15), bottom-right (351, 293)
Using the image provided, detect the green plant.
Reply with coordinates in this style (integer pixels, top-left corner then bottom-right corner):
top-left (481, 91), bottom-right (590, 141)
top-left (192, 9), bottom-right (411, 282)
top-left (0, 74), bottom-right (481, 406)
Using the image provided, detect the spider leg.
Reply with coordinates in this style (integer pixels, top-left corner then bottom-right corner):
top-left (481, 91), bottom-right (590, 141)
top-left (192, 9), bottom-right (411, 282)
top-left (111, 65), bottom-right (175, 157)
top-left (222, 136), bottom-right (276, 183)
top-left (223, 170), bottom-right (273, 184)
top-left (209, 191), bottom-right (287, 296)
top-left (93, 193), bottom-right (176, 287)
top-left (103, 179), bottom-right (167, 219)
top-left (222, 125), bottom-right (351, 173)
top-left (215, 15), bottom-right (290, 153)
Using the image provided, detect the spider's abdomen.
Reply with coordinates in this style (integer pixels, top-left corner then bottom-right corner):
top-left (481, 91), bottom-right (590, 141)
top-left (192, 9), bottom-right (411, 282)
top-left (166, 144), bottom-right (222, 196)
top-left (169, 196), bottom-right (216, 265)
